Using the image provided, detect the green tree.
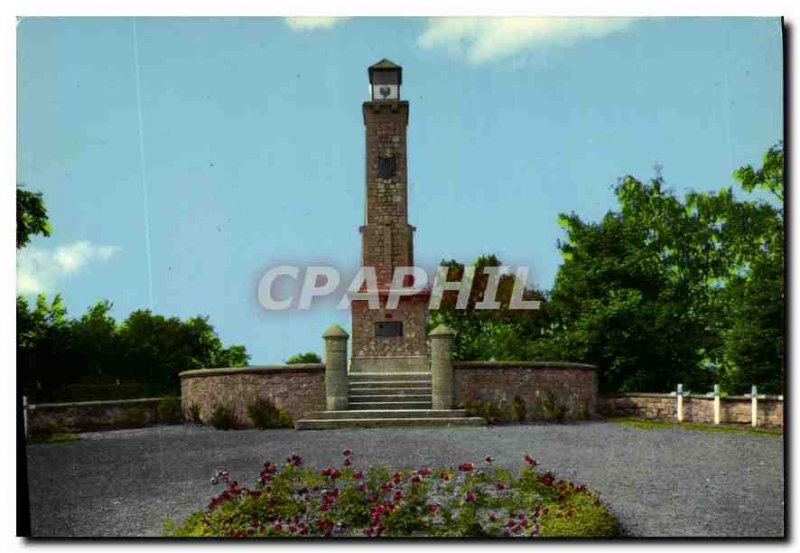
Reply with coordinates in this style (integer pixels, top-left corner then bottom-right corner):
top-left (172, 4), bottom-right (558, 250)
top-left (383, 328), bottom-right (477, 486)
top-left (427, 255), bottom-right (549, 361)
top-left (17, 186), bottom-right (51, 249)
top-left (286, 352), bottom-right (322, 364)
top-left (544, 144), bottom-right (784, 393)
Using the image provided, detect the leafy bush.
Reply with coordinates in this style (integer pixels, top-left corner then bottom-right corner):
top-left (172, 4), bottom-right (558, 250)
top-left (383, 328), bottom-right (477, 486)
top-left (119, 406), bottom-right (147, 428)
top-left (187, 404), bottom-right (202, 423)
top-left (509, 396), bottom-right (527, 422)
top-left (539, 393), bottom-right (568, 422)
top-left (461, 396), bottom-right (526, 424)
top-left (247, 398), bottom-right (293, 429)
top-left (157, 397), bottom-right (182, 423)
top-left (210, 406), bottom-right (238, 430)
top-left (164, 450), bottom-right (617, 538)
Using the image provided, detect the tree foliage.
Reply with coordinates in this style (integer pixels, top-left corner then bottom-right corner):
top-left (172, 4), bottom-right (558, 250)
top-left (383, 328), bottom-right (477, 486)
top-left (286, 352), bottom-right (322, 364)
top-left (427, 255), bottom-right (549, 362)
top-left (17, 186), bottom-right (51, 249)
top-left (437, 144), bottom-right (784, 394)
top-left (18, 296), bottom-right (249, 400)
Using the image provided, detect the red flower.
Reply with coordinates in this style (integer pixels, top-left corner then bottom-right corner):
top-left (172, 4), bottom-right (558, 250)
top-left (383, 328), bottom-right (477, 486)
top-left (538, 473), bottom-right (555, 487)
top-left (428, 504), bottom-right (438, 513)
top-left (464, 491), bottom-right (475, 502)
top-left (524, 454), bottom-right (538, 467)
top-left (484, 455), bottom-right (493, 463)
top-left (342, 449), bottom-right (352, 456)
top-left (458, 462), bottom-right (474, 472)
top-left (393, 490), bottom-right (403, 501)
top-left (410, 475), bottom-right (422, 484)
top-left (353, 470), bottom-right (364, 479)
top-left (418, 468), bottom-right (432, 476)
top-left (343, 458), bottom-right (352, 466)
top-left (489, 513), bottom-right (498, 522)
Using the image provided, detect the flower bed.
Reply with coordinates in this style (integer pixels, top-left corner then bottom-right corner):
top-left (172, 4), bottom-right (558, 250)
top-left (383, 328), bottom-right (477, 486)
top-left (164, 450), bottom-right (617, 538)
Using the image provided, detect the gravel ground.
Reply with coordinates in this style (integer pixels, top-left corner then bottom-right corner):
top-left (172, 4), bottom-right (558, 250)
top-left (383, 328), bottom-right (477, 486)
top-left (25, 422), bottom-right (784, 538)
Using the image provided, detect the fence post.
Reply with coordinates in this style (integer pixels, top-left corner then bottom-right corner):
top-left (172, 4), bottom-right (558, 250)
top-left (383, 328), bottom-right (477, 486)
top-left (23, 395), bottom-right (28, 440)
top-left (713, 384), bottom-right (721, 425)
top-left (676, 384), bottom-right (683, 423)
top-left (751, 385), bottom-right (758, 428)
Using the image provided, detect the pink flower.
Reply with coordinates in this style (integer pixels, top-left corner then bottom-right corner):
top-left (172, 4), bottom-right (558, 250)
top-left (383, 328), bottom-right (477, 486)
top-left (524, 454), bottom-right (538, 467)
top-left (464, 491), bottom-right (475, 502)
top-left (343, 458), bottom-right (352, 466)
top-left (484, 455), bottom-right (493, 463)
top-left (489, 513), bottom-right (498, 522)
top-left (342, 449), bottom-right (352, 456)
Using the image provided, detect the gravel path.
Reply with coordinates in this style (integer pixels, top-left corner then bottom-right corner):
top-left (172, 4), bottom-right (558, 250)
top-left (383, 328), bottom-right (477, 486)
top-left (25, 422), bottom-right (784, 538)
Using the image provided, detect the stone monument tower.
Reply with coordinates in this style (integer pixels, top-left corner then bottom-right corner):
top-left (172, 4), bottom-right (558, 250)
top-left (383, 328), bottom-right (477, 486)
top-left (350, 59), bottom-right (429, 373)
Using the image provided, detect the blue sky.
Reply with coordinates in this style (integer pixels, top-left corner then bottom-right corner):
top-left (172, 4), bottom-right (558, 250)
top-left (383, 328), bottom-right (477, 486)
top-left (17, 17), bottom-right (783, 363)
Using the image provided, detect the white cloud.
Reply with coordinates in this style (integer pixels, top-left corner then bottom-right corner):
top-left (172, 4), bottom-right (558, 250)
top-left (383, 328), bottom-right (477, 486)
top-left (284, 17), bottom-right (347, 31)
top-left (418, 17), bottom-right (635, 64)
top-left (17, 240), bottom-right (120, 295)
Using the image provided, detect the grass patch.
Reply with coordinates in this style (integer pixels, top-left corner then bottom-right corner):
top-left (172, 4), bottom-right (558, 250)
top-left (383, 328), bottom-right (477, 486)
top-left (28, 432), bottom-right (80, 443)
top-left (609, 417), bottom-right (782, 437)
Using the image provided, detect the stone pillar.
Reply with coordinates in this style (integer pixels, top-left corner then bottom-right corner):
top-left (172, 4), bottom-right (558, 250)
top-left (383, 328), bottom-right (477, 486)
top-left (323, 325), bottom-right (349, 411)
top-left (429, 324), bottom-right (455, 410)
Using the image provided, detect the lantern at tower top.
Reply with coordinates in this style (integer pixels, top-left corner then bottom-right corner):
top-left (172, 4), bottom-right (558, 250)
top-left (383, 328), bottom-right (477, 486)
top-left (368, 59), bottom-right (402, 101)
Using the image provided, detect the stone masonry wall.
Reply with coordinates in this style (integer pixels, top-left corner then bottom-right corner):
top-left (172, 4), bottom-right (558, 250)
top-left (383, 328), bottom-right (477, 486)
top-left (598, 393), bottom-right (784, 427)
top-left (180, 365), bottom-right (325, 427)
top-left (26, 398), bottom-right (168, 434)
top-left (453, 362), bottom-right (598, 420)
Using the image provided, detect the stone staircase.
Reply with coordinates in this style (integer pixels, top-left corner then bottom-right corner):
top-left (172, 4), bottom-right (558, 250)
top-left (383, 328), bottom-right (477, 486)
top-left (296, 372), bottom-right (486, 430)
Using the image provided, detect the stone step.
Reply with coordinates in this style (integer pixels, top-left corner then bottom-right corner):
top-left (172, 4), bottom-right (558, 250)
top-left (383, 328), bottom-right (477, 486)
top-left (349, 387), bottom-right (432, 396)
top-left (309, 409), bottom-right (468, 420)
top-left (348, 373), bottom-right (432, 382)
top-left (349, 381), bottom-right (431, 388)
top-left (296, 417), bottom-right (486, 430)
top-left (349, 393), bottom-right (432, 403)
top-left (349, 401), bottom-right (432, 410)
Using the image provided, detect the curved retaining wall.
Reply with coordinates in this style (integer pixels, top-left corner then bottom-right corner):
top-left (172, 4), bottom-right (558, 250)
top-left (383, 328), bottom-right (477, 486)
top-left (179, 361), bottom-right (599, 426)
top-left (179, 364), bottom-right (326, 426)
top-left (453, 361), bottom-right (598, 419)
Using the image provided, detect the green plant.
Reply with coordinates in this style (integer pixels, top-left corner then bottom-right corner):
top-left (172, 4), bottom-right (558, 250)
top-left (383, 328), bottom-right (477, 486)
top-left (210, 405), bottom-right (238, 430)
top-left (164, 450), bottom-right (618, 538)
top-left (187, 403), bottom-right (202, 423)
top-left (119, 406), bottom-right (147, 428)
top-left (247, 398), bottom-right (293, 429)
top-left (157, 397), bottom-right (182, 423)
top-left (539, 393), bottom-right (568, 423)
top-left (286, 352), bottom-right (322, 364)
top-left (577, 404), bottom-right (591, 420)
top-left (509, 396), bottom-right (527, 422)
top-left (460, 398), bottom-right (504, 424)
